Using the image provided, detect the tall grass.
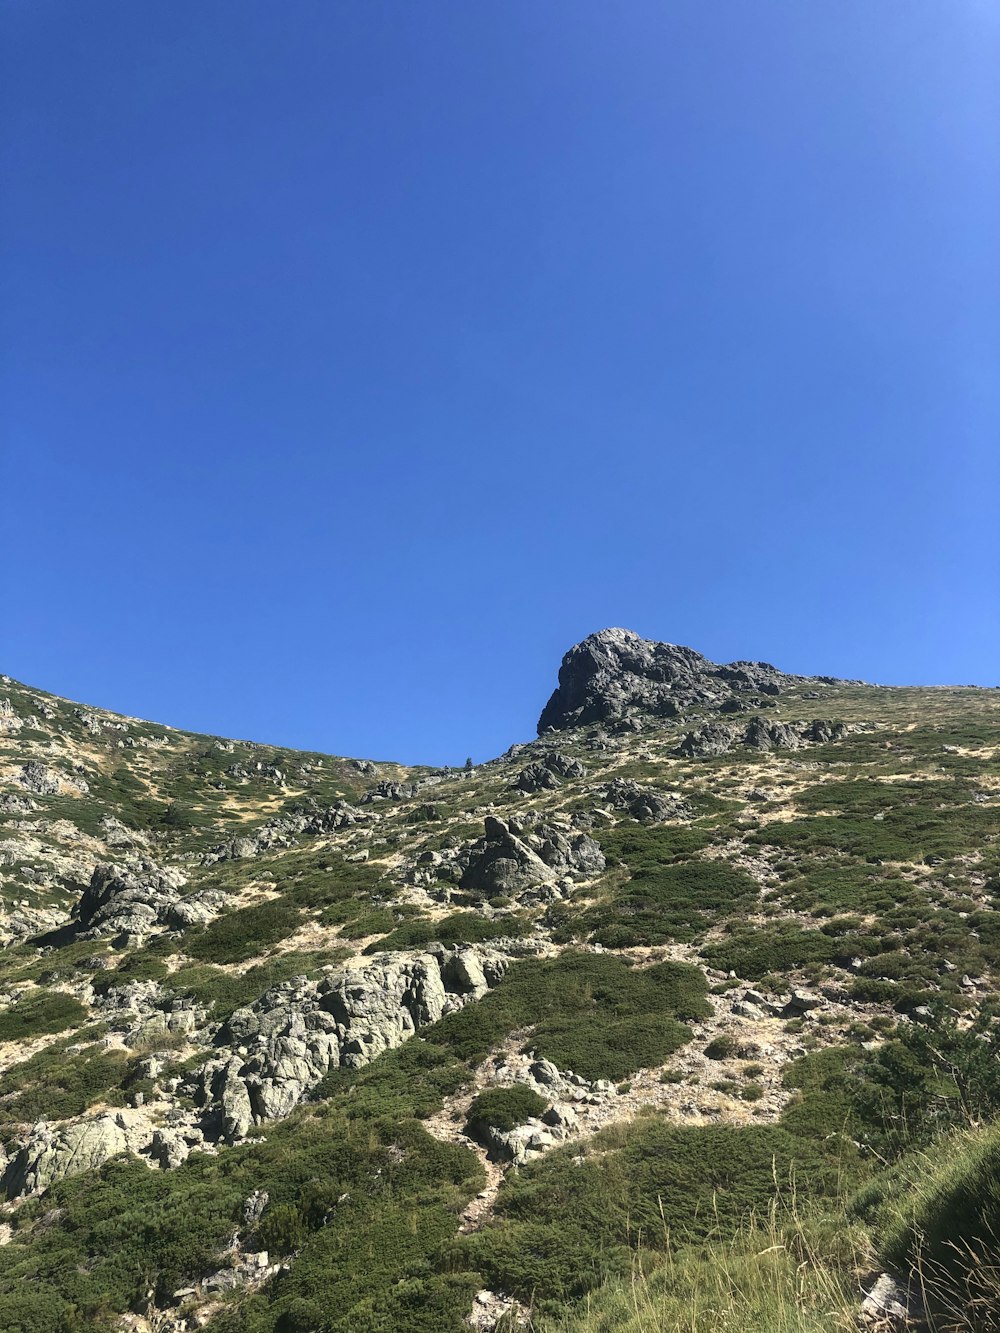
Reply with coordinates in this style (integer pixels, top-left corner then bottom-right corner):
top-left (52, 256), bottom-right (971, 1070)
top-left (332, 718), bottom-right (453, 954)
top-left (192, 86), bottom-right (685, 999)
top-left (534, 1202), bottom-right (860, 1333)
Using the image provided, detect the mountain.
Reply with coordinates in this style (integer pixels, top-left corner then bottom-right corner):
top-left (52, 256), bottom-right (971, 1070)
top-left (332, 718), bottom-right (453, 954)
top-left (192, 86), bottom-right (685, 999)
top-left (0, 632), bottom-right (998, 1332)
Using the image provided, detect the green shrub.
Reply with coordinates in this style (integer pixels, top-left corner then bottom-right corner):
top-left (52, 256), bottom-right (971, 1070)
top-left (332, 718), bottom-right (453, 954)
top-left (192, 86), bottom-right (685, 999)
top-left (454, 1119), bottom-right (840, 1311)
top-left (704, 1035), bottom-right (758, 1062)
top-left (0, 1107), bottom-right (484, 1331)
top-left (464, 1085), bottom-right (547, 1136)
top-left (363, 911), bottom-right (528, 954)
top-left (428, 953), bottom-right (708, 1082)
top-left (586, 860), bottom-right (757, 947)
top-left (702, 924), bottom-right (835, 980)
top-left (183, 898), bottom-right (304, 964)
top-left (167, 949), bottom-right (348, 1018)
top-left (0, 990), bottom-right (87, 1042)
top-left (0, 1041), bottom-right (129, 1123)
top-left (598, 824), bottom-right (713, 868)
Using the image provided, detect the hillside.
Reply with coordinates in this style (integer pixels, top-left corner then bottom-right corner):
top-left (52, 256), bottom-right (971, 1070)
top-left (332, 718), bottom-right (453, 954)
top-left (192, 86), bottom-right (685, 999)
top-left (0, 630), bottom-right (998, 1333)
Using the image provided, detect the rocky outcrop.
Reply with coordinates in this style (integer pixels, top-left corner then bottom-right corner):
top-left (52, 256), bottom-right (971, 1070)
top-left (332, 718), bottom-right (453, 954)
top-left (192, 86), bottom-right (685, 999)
top-left (460, 817), bottom-right (558, 896)
top-left (15, 761), bottom-right (89, 796)
top-left (676, 717), bottom-right (850, 758)
top-left (191, 946), bottom-right (510, 1141)
top-left (459, 816), bottom-right (605, 899)
top-left (675, 722), bottom-right (739, 758)
top-left (360, 780), bottom-right (413, 803)
top-left (538, 628), bottom-right (798, 733)
top-left (204, 799), bottom-right (366, 863)
top-left (0, 793), bottom-right (36, 815)
top-left (74, 860), bottom-right (225, 938)
top-left (595, 778), bottom-right (691, 823)
top-left (1, 1104), bottom-right (209, 1199)
top-left (2, 1110), bottom-right (158, 1197)
top-left (513, 751), bottom-right (587, 793)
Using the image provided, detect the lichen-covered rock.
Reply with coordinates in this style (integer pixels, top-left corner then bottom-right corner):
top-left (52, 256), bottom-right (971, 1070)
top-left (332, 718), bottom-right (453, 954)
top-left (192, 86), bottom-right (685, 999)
top-left (460, 815), bottom-right (605, 898)
top-left (74, 859), bottom-right (224, 939)
top-left (675, 722), bottom-right (739, 758)
top-left (460, 817), bottom-right (559, 896)
top-left (190, 946), bottom-right (510, 1142)
top-left (2, 1110), bottom-right (156, 1197)
top-left (513, 751), bottom-right (587, 793)
top-left (677, 717), bottom-right (852, 758)
top-left (204, 799), bottom-right (367, 863)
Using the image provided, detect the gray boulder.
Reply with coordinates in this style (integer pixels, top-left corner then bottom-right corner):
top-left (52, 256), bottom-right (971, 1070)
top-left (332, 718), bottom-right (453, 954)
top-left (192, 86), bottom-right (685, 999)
top-left (676, 723), bottom-right (738, 758)
top-left (596, 778), bottom-right (690, 823)
top-left (460, 816), bottom-right (605, 898)
top-left (460, 817), bottom-right (558, 896)
top-left (74, 860), bottom-right (224, 939)
top-left (3, 1110), bottom-right (156, 1198)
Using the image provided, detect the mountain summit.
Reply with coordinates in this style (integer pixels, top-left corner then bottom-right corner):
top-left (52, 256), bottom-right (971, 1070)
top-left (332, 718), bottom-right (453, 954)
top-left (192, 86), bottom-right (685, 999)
top-left (537, 627), bottom-right (799, 733)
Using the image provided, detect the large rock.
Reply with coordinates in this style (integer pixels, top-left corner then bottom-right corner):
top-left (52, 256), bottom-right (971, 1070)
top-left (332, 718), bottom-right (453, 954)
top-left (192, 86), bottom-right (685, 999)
top-left (596, 778), bottom-right (691, 823)
top-left (675, 723), bottom-right (739, 758)
top-left (513, 751), bottom-right (587, 793)
top-left (191, 945), bottom-right (510, 1142)
top-left (537, 628), bottom-right (797, 733)
top-left (74, 860), bottom-right (224, 939)
top-left (460, 816), bottom-right (605, 898)
top-left (2, 1110), bottom-right (155, 1197)
top-left (460, 817), bottom-right (559, 896)
top-left (676, 717), bottom-right (851, 759)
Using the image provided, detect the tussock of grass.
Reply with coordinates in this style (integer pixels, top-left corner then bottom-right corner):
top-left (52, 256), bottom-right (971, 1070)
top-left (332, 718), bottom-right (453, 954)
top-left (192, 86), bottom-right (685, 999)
top-left (535, 1208), bottom-right (860, 1332)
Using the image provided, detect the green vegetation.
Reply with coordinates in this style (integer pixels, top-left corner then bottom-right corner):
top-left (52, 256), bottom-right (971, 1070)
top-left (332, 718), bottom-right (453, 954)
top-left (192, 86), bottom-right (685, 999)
top-left (749, 796), bottom-right (999, 865)
top-left (852, 1122), bottom-right (1000, 1326)
top-left (0, 1107), bottom-right (484, 1333)
top-left (183, 897), bottom-right (306, 963)
top-left (0, 989), bottom-right (87, 1042)
top-left (464, 1084), bottom-right (548, 1136)
top-left (536, 1213), bottom-right (859, 1331)
top-left (429, 952), bottom-right (709, 1082)
top-left (451, 1118), bottom-right (840, 1313)
top-left (0, 1039), bottom-right (131, 1123)
top-left (701, 923), bottom-right (837, 980)
top-left (363, 910), bottom-right (529, 953)
top-left (598, 823), bottom-right (714, 867)
top-left (584, 859), bottom-right (758, 947)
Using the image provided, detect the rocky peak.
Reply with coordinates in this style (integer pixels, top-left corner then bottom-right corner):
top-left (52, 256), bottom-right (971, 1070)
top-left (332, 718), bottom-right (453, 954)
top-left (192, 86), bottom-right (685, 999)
top-left (537, 627), bottom-right (792, 733)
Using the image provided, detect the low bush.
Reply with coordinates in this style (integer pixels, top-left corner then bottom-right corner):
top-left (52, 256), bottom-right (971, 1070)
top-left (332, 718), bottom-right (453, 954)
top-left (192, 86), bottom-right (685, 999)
top-left (429, 953), bottom-right (709, 1082)
top-left (702, 924), bottom-right (836, 980)
top-left (363, 911), bottom-right (529, 954)
top-left (452, 1119), bottom-right (840, 1312)
top-left (464, 1085), bottom-right (547, 1136)
top-left (586, 859), bottom-right (758, 947)
top-left (0, 989), bottom-right (87, 1042)
top-left (0, 1106), bottom-right (484, 1332)
top-left (0, 1040), bottom-right (129, 1122)
top-left (183, 898), bottom-right (304, 964)
top-left (598, 824), bottom-right (713, 868)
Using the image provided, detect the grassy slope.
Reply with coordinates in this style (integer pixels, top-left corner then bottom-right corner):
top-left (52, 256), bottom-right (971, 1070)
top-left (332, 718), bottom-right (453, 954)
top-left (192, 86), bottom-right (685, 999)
top-left (0, 670), bottom-right (998, 1329)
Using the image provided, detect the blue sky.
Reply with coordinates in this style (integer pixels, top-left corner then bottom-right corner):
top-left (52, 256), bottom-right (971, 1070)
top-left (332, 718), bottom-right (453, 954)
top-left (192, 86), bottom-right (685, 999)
top-left (3, 1), bottom-right (998, 765)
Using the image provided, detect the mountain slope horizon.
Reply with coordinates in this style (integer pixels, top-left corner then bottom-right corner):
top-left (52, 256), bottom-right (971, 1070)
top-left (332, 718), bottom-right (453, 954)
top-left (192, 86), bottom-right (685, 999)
top-left (0, 628), bottom-right (998, 1331)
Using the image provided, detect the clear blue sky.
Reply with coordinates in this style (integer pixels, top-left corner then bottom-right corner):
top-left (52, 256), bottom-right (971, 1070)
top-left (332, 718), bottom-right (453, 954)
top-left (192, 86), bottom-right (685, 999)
top-left (3, 2), bottom-right (998, 765)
